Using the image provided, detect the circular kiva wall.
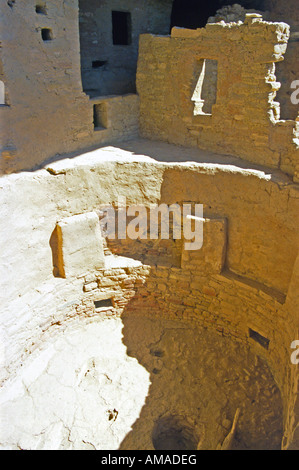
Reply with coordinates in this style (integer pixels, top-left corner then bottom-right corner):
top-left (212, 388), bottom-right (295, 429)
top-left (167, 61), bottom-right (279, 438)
top-left (0, 149), bottom-right (298, 449)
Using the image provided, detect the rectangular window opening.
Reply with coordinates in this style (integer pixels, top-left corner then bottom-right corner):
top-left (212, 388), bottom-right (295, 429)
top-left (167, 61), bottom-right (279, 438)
top-left (93, 103), bottom-right (108, 130)
top-left (112, 11), bottom-right (131, 46)
top-left (249, 328), bottom-right (270, 350)
top-left (192, 59), bottom-right (218, 116)
top-left (94, 298), bottom-right (113, 309)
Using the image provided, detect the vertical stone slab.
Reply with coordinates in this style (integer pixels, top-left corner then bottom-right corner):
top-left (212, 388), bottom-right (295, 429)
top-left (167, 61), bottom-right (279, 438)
top-left (56, 212), bottom-right (105, 278)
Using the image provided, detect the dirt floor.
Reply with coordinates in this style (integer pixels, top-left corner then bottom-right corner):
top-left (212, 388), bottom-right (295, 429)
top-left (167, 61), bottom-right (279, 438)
top-left (0, 311), bottom-right (283, 450)
top-left (120, 314), bottom-right (283, 450)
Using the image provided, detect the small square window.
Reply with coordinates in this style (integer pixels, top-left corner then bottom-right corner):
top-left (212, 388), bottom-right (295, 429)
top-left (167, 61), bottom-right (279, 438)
top-left (36, 4), bottom-right (47, 15)
top-left (41, 28), bottom-right (53, 41)
top-left (112, 11), bottom-right (131, 46)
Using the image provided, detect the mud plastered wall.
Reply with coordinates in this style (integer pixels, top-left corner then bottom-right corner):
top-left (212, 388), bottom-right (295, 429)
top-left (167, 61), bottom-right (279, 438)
top-left (0, 152), bottom-right (298, 448)
top-left (137, 16), bottom-right (299, 180)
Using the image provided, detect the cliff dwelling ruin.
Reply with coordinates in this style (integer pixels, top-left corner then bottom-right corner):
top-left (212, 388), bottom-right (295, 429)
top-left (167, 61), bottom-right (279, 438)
top-left (0, 0), bottom-right (298, 451)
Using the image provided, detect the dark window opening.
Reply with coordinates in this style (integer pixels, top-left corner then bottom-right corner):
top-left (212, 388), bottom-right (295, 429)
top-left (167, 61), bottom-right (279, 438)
top-left (94, 298), bottom-right (113, 309)
top-left (41, 28), bottom-right (53, 41)
top-left (249, 328), bottom-right (270, 350)
top-left (170, 0), bottom-right (266, 30)
top-left (92, 60), bottom-right (107, 68)
top-left (112, 11), bottom-right (131, 45)
top-left (36, 4), bottom-right (47, 15)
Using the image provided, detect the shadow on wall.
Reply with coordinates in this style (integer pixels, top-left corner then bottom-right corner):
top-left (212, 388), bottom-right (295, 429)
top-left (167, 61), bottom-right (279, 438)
top-left (117, 304), bottom-right (283, 450)
top-left (93, 199), bottom-right (284, 449)
top-left (49, 226), bottom-right (61, 278)
top-left (78, 0), bottom-right (173, 97)
top-left (170, 0), bottom-right (267, 30)
top-left (275, 40), bottom-right (299, 121)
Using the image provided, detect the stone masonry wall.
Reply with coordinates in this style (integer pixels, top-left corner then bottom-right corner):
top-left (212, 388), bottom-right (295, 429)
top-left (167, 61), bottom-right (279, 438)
top-left (137, 15), bottom-right (299, 180)
top-left (0, 0), bottom-right (140, 174)
top-left (0, 0), bottom-right (90, 173)
top-left (207, 4), bottom-right (299, 122)
top-left (77, 246), bottom-right (297, 449)
top-left (267, 0), bottom-right (299, 123)
top-left (2, 3), bottom-right (299, 177)
top-left (79, 0), bottom-right (172, 95)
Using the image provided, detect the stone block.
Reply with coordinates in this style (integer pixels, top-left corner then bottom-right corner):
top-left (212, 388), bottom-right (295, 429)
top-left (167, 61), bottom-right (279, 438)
top-left (56, 212), bottom-right (105, 278)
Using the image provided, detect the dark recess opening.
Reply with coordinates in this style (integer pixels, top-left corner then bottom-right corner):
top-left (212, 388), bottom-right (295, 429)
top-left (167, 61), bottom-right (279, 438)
top-left (152, 415), bottom-right (198, 450)
top-left (93, 103), bottom-right (107, 130)
top-left (94, 299), bottom-right (113, 309)
top-left (112, 11), bottom-right (131, 45)
top-left (41, 28), bottom-right (53, 41)
top-left (170, 0), bottom-right (266, 30)
top-left (92, 60), bottom-right (107, 68)
top-left (36, 4), bottom-right (47, 14)
top-left (249, 328), bottom-right (270, 350)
